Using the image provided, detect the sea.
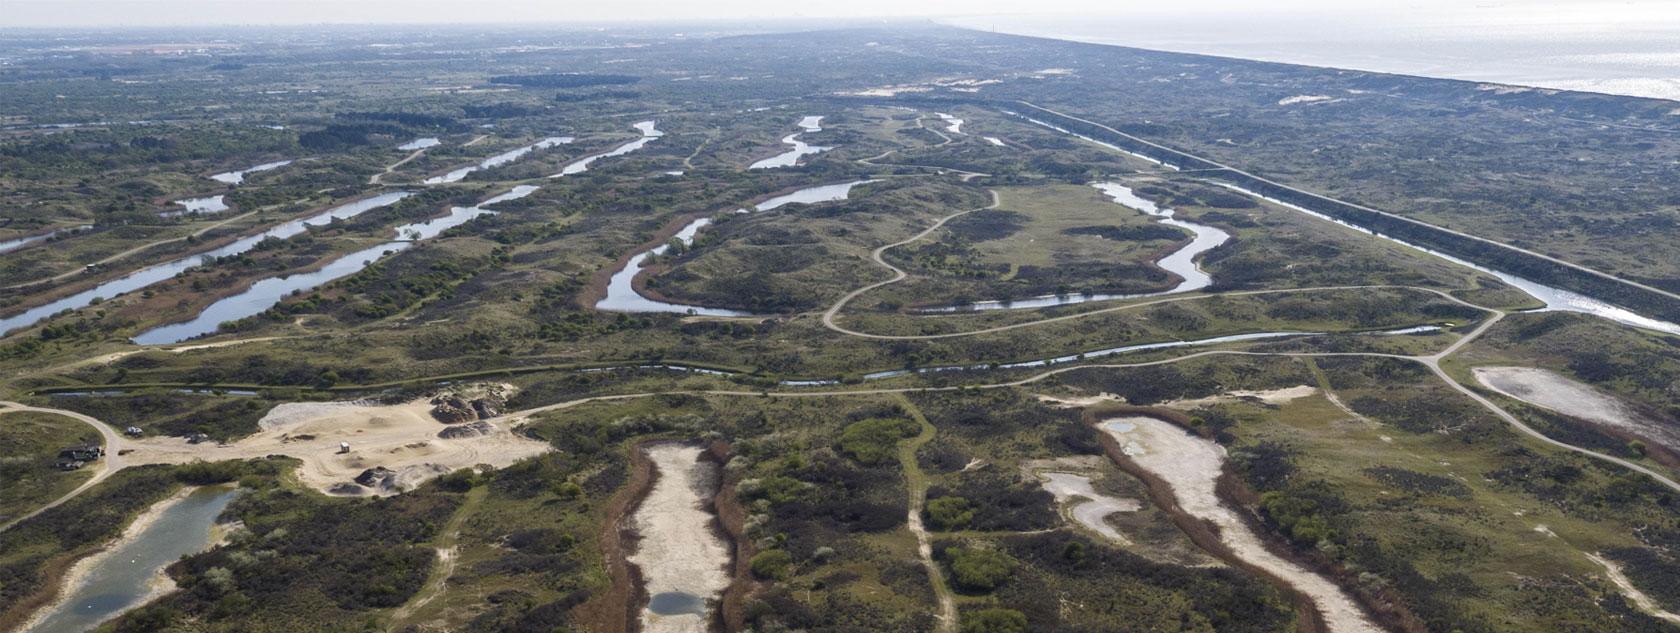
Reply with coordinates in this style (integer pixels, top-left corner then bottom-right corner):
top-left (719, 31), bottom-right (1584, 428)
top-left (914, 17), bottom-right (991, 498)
top-left (942, 1), bottom-right (1680, 103)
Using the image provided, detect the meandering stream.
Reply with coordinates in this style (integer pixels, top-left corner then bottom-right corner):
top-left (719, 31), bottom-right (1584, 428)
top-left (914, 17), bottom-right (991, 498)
top-left (0, 226), bottom-right (90, 254)
top-left (596, 180), bottom-right (874, 317)
top-left (131, 186), bottom-right (538, 345)
top-left (425, 136), bottom-right (573, 184)
top-left (0, 191), bottom-right (415, 338)
top-left (918, 182), bottom-right (1229, 312)
top-left (210, 160), bottom-right (292, 185)
top-left (748, 116), bottom-right (829, 169)
top-left (551, 121), bottom-right (662, 177)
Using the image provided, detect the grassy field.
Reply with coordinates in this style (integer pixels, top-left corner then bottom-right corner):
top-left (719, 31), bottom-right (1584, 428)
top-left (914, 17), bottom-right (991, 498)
top-left (0, 410), bottom-right (99, 525)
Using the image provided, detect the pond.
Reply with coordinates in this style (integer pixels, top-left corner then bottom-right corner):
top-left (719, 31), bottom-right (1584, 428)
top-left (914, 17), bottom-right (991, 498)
top-left (210, 159), bottom-right (292, 185)
top-left (25, 487), bottom-right (239, 633)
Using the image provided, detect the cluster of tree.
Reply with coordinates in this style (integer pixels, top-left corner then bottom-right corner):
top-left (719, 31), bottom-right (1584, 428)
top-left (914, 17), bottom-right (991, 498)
top-left (925, 471), bottom-right (1058, 532)
top-left (117, 484), bottom-right (462, 631)
top-left (44, 392), bottom-right (273, 441)
top-left (1063, 223), bottom-right (1186, 242)
top-left (488, 73), bottom-right (639, 88)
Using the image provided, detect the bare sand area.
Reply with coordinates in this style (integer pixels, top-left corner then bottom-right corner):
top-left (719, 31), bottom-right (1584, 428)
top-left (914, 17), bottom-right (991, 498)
top-left (629, 444), bottom-right (732, 633)
top-left (1037, 471), bottom-right (1141, 544)
top-left (1100, 415), bottom-right (1381, 633)
top-left (120, 396), bottom-right (549, 495)
top-left (1474, 366), bottom-right (1680, 451)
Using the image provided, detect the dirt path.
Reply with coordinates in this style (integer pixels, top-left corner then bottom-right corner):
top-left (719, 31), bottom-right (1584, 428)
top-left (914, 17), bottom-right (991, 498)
top-left (387, 485), bottom-right (486, 630)
top-left (370, 147), bottom-right (432, 185)
top-left (3, 210), bottom-right (257, 290)
top-left (0, 401), bottom-right (126, 533)
top-left (1585, 553), bottom-right (1680, 625)
top-left (892, 395), bottom-right (957, 633)
top-left (820, 190), bottom-right (999, 334)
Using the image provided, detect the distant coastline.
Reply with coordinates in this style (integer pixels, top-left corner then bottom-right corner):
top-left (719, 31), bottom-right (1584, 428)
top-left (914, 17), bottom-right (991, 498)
top-left (939, 9), bottom-right (1680, 103)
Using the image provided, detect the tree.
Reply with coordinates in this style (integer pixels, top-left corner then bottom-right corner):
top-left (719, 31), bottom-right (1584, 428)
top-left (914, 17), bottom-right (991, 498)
top-left (945, 546), bottom-right (1016, 593)
top-left (926, 496), bottom-right (974, 531)
top-left (751, 549), bottom-right (794, 580)
top-left (961, 608), bottom-right (1027, 633)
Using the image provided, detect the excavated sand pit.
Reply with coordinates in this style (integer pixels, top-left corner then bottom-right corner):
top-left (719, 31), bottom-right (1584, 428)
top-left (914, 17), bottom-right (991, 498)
top-left (1474, 366), bottom-right (1680, 451)
top-left (629, 444), bottom-right (732, 633)
top-left (121, 396), bottom-right (550, 495)
top-left (1100, 415), bottom-right (1381, 633)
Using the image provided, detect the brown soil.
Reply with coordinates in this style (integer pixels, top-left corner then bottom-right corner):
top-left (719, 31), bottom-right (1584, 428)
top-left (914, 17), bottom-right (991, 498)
top-left (703, 440), bottom-right (755, 633)
top-left (573, 440), bottom-right (657, 633)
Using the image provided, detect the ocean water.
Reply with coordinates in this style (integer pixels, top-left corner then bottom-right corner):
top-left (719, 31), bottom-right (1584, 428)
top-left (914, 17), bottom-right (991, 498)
top-left (944, 2), bottom-right (1680, 102)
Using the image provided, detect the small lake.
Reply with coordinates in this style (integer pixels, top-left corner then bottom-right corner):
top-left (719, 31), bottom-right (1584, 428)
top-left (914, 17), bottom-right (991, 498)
top-left (398, 137), bottom-right (441, 150)
top-left (918, 182), bottom-right (1229, 312)
top-left (425, 136), bottom-right (573, 184)
top-left (749, 115), bottom-right (830, 169)
top-left (161, 195), bottom-right (229, 218)
top-left (1214, 183), bottom-right (1680, 336)
top-left (595, 180), bottom-right (872, 316)
top-left (1, 191), bottom-right (413, 338)
top-left (0, 226), bottom-right (90, 254)
top-left (210, 160), bottom-right (292, 185)
top-left (131, 186), bottom-right (538, 345)
top-left (26, 487), bottom-right (238, 633)
top-left (551, 120), bottom-right (662, 177)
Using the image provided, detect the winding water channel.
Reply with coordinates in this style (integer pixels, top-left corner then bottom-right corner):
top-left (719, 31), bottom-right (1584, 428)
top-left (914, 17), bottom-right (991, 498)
top-left (596, 180), bottom-right (874, 316)
top-left (0, 226), bottom-right (90, 254)
top-left (748, 116), bottom-right (829, 169)
top-left (0, 191), bottom-right (414, 338)
top-left (1213, 183), bottom-right (1680, 336)
top-left (210, 160), bottom-right (292, 185)
top-left (919, 182), bottom-right (1229, 312)
top-left (551, 121), bottom-right (662, 177)
top-left (425, 136), bottom-right (573, 184)
top-left (132, 186), bottom-right (539, 345)
top-left (25, 487), bottom-right (239, 633)
top-left (1019, 110), bottom-right (1680, 335)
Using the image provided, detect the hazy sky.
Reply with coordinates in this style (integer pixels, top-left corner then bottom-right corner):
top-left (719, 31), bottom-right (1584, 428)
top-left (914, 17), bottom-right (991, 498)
top-left (3, 0), bottom-right (1658, 29)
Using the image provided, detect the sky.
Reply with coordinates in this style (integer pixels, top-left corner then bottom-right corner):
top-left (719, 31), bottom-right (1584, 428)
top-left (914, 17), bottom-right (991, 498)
top-left (3, 0), bottom-right (1658, 29)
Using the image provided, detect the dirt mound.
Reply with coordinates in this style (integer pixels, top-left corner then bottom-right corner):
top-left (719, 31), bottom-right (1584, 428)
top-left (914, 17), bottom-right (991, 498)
top-left (438, 421), bottom-right (494, 439)
top-left (429, 385), bottom-right (510, 424)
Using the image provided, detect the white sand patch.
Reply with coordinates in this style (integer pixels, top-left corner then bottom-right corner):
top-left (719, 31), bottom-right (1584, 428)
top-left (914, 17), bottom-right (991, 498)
top-left (1101, 416), bottom-right (1381, 633)
top-left (1037, 472), bottom-right (1141, 544)
top-left (1587, 553), bottom-right (1680, 625)
top-left (1474, 366), bottom-right (1680, 450)
top-left (632, 444), bottom-right (732, 633)
top-left (1278, 95), bottom-right (1337, 106)
top-left (1037, 392), bottom-right (1125, 408)
top-left (125, 397), bottom-right (549, 495)
top-left (1166, 385), bottom-right (1319, 409)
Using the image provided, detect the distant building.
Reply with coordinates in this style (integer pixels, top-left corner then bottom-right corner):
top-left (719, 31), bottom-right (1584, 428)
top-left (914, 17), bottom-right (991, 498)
top-left (55, 460), bottom-right (86, 471)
